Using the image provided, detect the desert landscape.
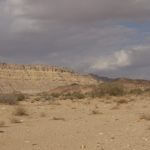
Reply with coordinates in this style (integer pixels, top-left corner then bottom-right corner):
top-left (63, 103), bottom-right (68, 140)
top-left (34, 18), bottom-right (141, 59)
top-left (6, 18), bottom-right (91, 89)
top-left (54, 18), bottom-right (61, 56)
top-left (0, 64), bottom-right (150, 150)
top-left (1, 0), bottom-right (150, 149)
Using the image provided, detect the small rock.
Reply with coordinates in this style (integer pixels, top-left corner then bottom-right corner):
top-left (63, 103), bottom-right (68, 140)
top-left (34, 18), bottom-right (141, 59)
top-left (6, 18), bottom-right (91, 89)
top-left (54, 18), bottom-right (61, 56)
top-left (0, 130), bottom-right (4, 133)
top-left (80, 145), bottom-right (86, 149)
top-left (99, 132), bottom-right (104, 135)
top-left (24, 140), bottom-right (30, 143)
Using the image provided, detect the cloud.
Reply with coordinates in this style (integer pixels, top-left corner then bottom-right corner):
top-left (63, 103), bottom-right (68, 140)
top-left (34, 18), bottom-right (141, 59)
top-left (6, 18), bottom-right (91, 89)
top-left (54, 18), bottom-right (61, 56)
top-left (88, 45), bottom-right (150, 79)
top-left (91, 50), bottom-right (131, 70)
top-left (1, 0), bottom-right (150, 79)
top-left (6, 0), bottom-right (150, 23)
top-left (2, 0), bottom-right (150, 32)
top-left (91, 45), bottom-right (150, 71)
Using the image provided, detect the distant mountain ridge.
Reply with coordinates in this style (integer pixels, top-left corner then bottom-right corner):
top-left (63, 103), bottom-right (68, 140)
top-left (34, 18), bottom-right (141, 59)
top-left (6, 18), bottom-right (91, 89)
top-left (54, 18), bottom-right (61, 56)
top-left (89, 74), bottom-right (114, 82)
top-left (89, 73), bottom-right (150, 89)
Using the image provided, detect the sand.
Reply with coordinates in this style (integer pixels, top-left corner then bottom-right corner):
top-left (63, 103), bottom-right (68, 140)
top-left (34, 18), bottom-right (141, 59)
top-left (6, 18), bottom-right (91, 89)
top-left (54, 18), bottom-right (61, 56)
top-left (0, 96), bottom-right (150, 150)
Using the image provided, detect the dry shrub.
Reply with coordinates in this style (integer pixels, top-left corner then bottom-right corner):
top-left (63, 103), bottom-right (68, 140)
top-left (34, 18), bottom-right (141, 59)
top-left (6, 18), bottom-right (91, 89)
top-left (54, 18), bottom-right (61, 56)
top-left (48, 101), bottom-right (61, 105)
top-left (111, 104), bottom-right (120, 110)
top-left (52, 117), bottom-right (65, 121)
top-left (144, 88), bottom-right (150, 93)
top-left (90, 83), bottom-right (125, 98)
top-left (37, 92), bottom-right (60, 101)
top-left (91, 110), bottom-right (103, 115)
top-left (0, 92), bottom-right (26, 105)
top-left (63, 92), bottom-right (85, 100)
top-left (40, 112), bottom-right (46, 117)
top-left (140, 113), bottom-right (150, 121)
top-left (0, 121), bottom-right (5, 127)
top-left (13, 106), bottom-right (28, 116)
top-left (34, 97), bottom-right (41, 101)
top-left (51, 93), bottom-right (61, 98)
top-left (129, 89), bottom-right (144, 95)
top-left (115, 99), bottom-right (128, 105)
top-left (10, 117), bottom-right (22, 123)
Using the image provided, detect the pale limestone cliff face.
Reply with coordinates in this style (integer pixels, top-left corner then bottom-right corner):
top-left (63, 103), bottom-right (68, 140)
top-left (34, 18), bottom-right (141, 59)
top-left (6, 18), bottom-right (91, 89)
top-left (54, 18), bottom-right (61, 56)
top-left (0, 63), bottom-right (98, 93)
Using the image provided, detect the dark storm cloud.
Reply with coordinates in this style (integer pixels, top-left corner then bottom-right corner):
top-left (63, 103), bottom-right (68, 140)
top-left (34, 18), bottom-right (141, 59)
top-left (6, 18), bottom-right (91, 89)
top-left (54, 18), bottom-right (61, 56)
top-left (7, 0), bottom-right (150, 22)
top-left (1, 0), bottom-right (150, 79)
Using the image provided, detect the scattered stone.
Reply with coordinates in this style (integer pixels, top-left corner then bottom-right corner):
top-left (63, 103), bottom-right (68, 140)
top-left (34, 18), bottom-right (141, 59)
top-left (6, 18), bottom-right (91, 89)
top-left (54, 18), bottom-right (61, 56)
top-left (80, 145), bottom-right (86, 149)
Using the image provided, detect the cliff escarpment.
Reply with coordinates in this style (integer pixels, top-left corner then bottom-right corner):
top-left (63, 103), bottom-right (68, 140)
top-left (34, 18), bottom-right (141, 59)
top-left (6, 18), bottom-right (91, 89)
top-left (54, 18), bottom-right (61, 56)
top-left (0, 63), bottom-right (98, 93)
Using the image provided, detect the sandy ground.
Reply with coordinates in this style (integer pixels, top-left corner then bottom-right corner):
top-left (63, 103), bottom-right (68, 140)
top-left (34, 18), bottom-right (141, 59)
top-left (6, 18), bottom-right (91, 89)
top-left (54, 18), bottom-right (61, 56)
top-left (0, 96), bottom-right (150, 150)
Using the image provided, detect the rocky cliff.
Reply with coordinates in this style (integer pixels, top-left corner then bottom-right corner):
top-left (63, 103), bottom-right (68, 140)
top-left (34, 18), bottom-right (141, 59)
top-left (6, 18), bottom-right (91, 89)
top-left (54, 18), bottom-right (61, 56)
top-left (0, 63), bottom-right (98, 93)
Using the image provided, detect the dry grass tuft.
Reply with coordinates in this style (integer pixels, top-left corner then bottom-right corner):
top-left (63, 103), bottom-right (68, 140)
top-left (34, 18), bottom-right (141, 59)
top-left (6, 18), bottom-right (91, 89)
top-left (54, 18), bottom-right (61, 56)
top-left (115, 99), bottom-right (128, 105)
top-left (0, 121), bottom-right (5, 127)
top-left (0, 92), bottom-right (26, 105)
top-left (40, 112), bottom-right (46, 117)
top-left (140, 113), bottom-right (150, 121)
top-left (10, 117), bottom-right (22, 124)
top-left (52, 117), bottom-right (66, 121)
top-left (90, 83), bottom-right (125, 98)
top-left (111, 104), bottom-right (120, 110)
top-left (48, 101), bottom-right (61, 105)
top-left (13, 106), bottom-right (28, 116)
top-left (91, 110), bottom-right (103, 115)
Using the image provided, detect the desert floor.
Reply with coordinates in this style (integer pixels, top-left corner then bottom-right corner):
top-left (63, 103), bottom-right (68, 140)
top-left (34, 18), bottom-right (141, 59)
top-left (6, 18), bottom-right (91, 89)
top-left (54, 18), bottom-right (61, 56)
top-left (0, 96), bottom-right (150, 150)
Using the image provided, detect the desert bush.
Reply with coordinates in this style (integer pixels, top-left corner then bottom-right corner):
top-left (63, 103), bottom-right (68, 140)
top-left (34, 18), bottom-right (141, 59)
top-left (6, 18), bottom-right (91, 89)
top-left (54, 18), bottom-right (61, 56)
top-left (115, 99), bottom-right (128, 104)
top-left (34, 97), bottom-right (41, 101)
top-left (13, 106), bottom-right (28, 116)
top-left (10, 117), bottom-right (22, 123)
top-left (144, 88), bottom-right (150, 93)
top-left (0, 121), bottom-right (5, 127)
top-left (90, 83), bottom-right (125, 98)
top-left (91, 110), bottom-right (102, 115)
top-left (0, 94), bottom-right (18, 105)
top-left (37, 92), bottom-right (54, 101)
top-left (51, 93), bottom-right (61, 98)
top-left (140, 113), bottom-right (150, 121)
top-left (15, 93), bottom-right (26, 101)
top-left (52, 117), bottom-right (65, 121)
top-left (63, 92), bottom-right (85, 100)
top-left (129, 88), bottom-right (144, 95)
top-left (0, 92), bottom-right (26, 105)
top-left (40, 112), bottom-right (46, 117)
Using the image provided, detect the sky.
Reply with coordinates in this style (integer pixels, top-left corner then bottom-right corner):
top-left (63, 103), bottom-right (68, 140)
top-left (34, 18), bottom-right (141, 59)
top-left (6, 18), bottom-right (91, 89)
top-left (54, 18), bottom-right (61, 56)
top-left (1, 0), bottom-right (150, 79)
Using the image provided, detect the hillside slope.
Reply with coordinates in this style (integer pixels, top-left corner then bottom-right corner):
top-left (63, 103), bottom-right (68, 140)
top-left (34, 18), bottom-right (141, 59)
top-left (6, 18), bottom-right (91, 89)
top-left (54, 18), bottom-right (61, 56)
top-left (0, 63), bottom-right (98, 93)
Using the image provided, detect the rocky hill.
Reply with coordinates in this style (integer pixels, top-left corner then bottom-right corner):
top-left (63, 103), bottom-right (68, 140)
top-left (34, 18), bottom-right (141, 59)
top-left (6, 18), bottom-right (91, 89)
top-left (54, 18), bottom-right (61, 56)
top-left (90, 73), bottom-right (150, 90)
top-left (0, 63), bottom-right (98, 93)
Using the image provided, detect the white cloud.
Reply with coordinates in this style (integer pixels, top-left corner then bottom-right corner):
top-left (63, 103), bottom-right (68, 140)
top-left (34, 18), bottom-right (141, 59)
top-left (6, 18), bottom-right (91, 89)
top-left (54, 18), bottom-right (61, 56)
top-left (90, 45), bottom-right (150, 71)
top-left (91, 50), bottom-right (131, 71)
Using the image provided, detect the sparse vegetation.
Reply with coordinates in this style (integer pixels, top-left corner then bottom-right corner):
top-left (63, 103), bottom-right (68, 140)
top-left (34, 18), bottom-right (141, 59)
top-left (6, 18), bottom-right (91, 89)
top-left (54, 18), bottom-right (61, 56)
top-left (40, 112), bottom-right (46, 117)
top-left (90, 83), bottom-right (125, 98)
top-left (29, 82), bottom-right (150, 103)
top-left (34, 97), bottom-right (41, 101)
top-left (140, 113), bottom-right (150, 121)
top-left (129, 89), bottom-right (144, 95)
top-left (51, 93), bottom-right (61, 98)
top-left (0, 121), bottom-right (5, 127)
top-left (111, 103), bottom-right (120, 110)
top-left (91, 110), bottom-right (103, 115)
top-left (10, 117), bottom-right (22, 124)
top-left (13, 106), bottom-right (28, 116)
top-left (52, 117), bottom-right (66, 121)
top-left (37, 92), bottom-right (56, 101)
top-left (115, 99), bottom-right (128, 104)
top-left (63, 92), bottom-right (85, 100)
top-left (0, 92), bottom-right (26, 105)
